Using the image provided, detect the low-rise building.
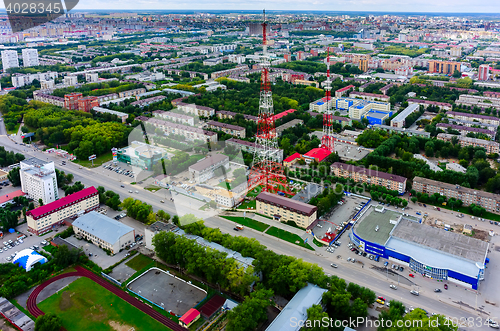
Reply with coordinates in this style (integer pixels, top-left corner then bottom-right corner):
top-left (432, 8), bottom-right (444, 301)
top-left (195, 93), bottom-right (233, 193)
top-left (349, 91), bottom-right (390, 102)
top-left (407, 99), bottom-right (452, 111)
top-left (436, 123), bottom-right (496, 139)
top-left (92, 107), bottom-right (129, 123)
top-left (0, 190), bottom-right (26, 208)
top-left (455, 94), bottom-right (500, 109)
top-left (413, 177), bottom-right (500, 213)
top-left (372, 124), bottom-right (430, 138)
top-left (225, 138), bottom-right (284, 162)
top-left (437, 133), bottom-right (499, 154)
top-left (390, 104), bottom-right (420, 128)
top-left (302, 148), bottom-right (331, 164)
top-left (152, 110), bottom-right (194, 126)
top-left (118, 88), bottom-right (147, 98)
top-left (73, 211), bottom-right (135, 254)
top-left (256, 192), bottom-right (318, 228)
top-left (179, 309), bottom-right (201, 328)
top-left (188, 154), bottom-right (229, 183)
top-left (137, 117), bottom-right (218, 143)
top-left (145, 221), bottom-right (178, 250)
top-left (177, 102), bottom-right (215, 117)
top-left (216, 110), bottom-right (258, 122)
top-left (214, 189), bottom-right (242, 208)
top-left (276, 119), bottom-right (303, 136)
top-left (331, 162), bottom-right (407, 194)
top-left (33, 93), bottom-right (65, 107)
top-left (116, 141), bottom-right (168, 170)
top-left (26, 186), bottom-right (99, 235)
top-left (283, 152), bottom-right (301, 167)
top-left (446, 111), bottom-right (500, 126)
top-left (207, 121), bottom-right (246, 138)
top-left (130, 95), bottom-right (166, 108)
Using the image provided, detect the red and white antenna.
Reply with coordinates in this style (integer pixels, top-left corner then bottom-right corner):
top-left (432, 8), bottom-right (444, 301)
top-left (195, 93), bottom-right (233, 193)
top-left (321, 48), bottom-right (335, 153)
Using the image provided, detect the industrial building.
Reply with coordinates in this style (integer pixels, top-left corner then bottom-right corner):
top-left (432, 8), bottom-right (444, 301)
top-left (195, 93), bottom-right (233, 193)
top-left (116, 141), bottom-right (169, 170)
top-left (350, 206), bottom-right (488, 290)
top-left (73, 211), bottom-right (135, 254)
top-left (188, 154), bottom-right (229, 183)
top-left (331, 162), bottom-right (407, 194)
top-left (413, 177), bottom-right (500, 214)
top-left (20, 157), bottom-right (58, 205)
top-left (26, 186), bottom-right (99, 235)
top-left (256, 192), bottom-right (318, 228)
top-left (390, 104), bottom-right (420, 128)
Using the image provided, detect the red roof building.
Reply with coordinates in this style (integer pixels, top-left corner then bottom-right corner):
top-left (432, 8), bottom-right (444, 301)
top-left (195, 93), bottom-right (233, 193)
top-left (179, 308), bottom-right (200, 328)
top-left (283, 152), bottom-right (301, 167)
top-left (0, 190), bottom-right (25, 208)
top-left (269, 108), bottom-right (297, 122)
top-left (199, 295), bottom-right (225, 318)
top-left (302, 148), bottom-right (331, 163)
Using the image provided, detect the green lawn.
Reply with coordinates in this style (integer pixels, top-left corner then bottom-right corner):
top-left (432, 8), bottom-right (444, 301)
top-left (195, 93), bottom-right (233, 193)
top-left (247, 186), bottom-right (263, 197)
top-left (125, 254), bottom-right (155, 271)
top-left (237, 200), bottom-right (256, 210)
top-left (265, 227), bottom-right (314, 250)
top-left (145, 185), bottom-right (161, 192)
top-left (38, 277), bottom-right (170, 331)
top-left (221, 216), bottom-right (270, 232)
top-left (73, 151), bottom-right (114, 168)
top-left (7, 123), bottom-right (21, 135)
top-left (42, 245), bottom-right (57, 255)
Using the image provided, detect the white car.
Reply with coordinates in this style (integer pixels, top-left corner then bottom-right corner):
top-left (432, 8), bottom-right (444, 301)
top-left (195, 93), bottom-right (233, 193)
top-left (41, 240), bottom-right (47, 245)
top-left (487, 319), bottom-right (500, 329)
top-left (389, 285), bottom-right (397, 290)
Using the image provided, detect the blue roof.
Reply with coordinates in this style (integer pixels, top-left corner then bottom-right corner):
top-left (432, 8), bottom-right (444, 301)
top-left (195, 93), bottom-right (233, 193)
top-left (316, 101), bottom-right (324, 105)
top-left (12, 249), bottom-right (48, 271)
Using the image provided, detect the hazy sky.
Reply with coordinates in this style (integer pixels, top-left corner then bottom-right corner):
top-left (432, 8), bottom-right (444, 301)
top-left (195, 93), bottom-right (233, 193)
top-left (72, 0), bottom-right (500, 13)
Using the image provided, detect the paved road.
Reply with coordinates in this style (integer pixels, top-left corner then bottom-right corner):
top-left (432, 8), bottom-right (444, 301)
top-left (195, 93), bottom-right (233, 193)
top-left (27, 265), bottom-right (184, 331)
top-left (1, 136), bottom-right (498, 329)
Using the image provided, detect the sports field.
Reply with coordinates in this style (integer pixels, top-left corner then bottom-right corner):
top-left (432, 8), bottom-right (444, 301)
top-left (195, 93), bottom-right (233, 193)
top-left (38, 277), bottom-right (170, 331)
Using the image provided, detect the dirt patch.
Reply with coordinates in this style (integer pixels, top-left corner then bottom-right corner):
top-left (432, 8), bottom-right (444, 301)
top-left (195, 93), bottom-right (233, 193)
top-left (59, 291), bottom-right (73, 311)
top-left (87, 304), bottom-right (107, 321)
top-left (473, 229), bottom-right (489, 241)
top-left (0, 316), bottom-right (17, 331)
top-left (109, 320), bottom-right (135, 331)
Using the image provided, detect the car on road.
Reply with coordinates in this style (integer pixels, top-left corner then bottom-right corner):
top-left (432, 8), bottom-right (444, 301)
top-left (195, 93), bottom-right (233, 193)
top-left (121, 185), bottom-right (125, 188)
top-left (347, 257), bottom-right (352, 262)
top-left (377, 296), bottom-right (386, 301)
top-left (486, 319), bottom-right (500, 329)
top-left (330, 263), bottom-right (338, 268)
top-left (409, 274), bottom-right (415, 278)
top-left (384, 261), bottom-right (389, 267)
top-left (160, 200), bottom-right (165, 203)
top-left (410, 290), bottom-right (419, 296)
top-left (434, 289), bottom-right (441, 293)
top-left (399, 266), bottom-right (404, 272)
top-left (128, 190), bottom-right (133, 193)
top-left (233, 227), bottom-right (239, 231)
top-left (41, 240), bottom-right (47, 245)
top-left (135, 190), bottom-right (139, 193)
top-left (423, 204), bottom-right (427, 207)
top-left (390, 285), bottom-right (397, 290)
top-left (444, 284), bottom-right (448, 290)
top-left (376, 299), bottom-right (385, 305)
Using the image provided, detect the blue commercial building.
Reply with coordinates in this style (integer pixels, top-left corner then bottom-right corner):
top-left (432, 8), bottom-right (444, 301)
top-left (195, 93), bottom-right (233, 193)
top-left (364, 110), bottom-right (392, 125)
top-left (350, 206), bottom-right (488, 290)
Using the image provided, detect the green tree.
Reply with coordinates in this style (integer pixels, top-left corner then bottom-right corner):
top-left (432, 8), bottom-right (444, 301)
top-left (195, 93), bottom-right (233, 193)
top-left (35, 313), bottom-right (62, 331)
top-left (305, 304), bottom-right (329, 331)
top-left (226, 289), bottom-right (273, 331)
top-left (7, 167), bottom-right (21, 186)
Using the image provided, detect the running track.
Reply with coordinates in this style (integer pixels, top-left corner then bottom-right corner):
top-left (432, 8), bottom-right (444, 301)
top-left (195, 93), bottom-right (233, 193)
top-left (27, 265), bottom-right (184, 331)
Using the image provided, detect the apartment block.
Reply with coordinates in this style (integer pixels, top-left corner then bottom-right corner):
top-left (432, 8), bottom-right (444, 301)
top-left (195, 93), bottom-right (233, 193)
top-left (429, 60), bottom-right (461, 74)
top-left (446, 111), bottom-right (499, 126)
top-left (26, 186), bottom-right (99, 235)
top-left (33, 93), bottom-right (64, 107)
top-left (407, 99), bottom-right (452, 111)
top-left (130, 95), bottom-right (166, 108)
top-left (331, 162), bottom-right (407, 194)
top-left (436, 133), bottom-right (499, 154)
top-left (216, 110), bottom-right (258, 122)
top-left (225, 138), bottom-right (284, 162)
top-left (349, 91), bottom-right (390, 102)
top-left (256, 192), bottom-right (317, 229)
top-left (137, 116), bottom-right (217, 143)
top-left (177, 102), bottom-right (215, 117)
top-left (64, 92), bottom-right (83, 110)
top-left (78, 96), bottom-right (99, 112)
top-left (207, 121), bottom-right (246, 138)
top-left (413, 177), bottom-right (500, 213)
top-left (22, 48), bottom-right (39, 67)
top-left (436, 123), bottom-right (496, 139)
top-left (390, 104), bottom-right (420, 128)
top-left (455, 94), bottom-right (500, 109)
top-left (118, 88), bottom-right (147, 98)
top-left (20, 158), bottom-right (58, 205)
top-left (1, 50), bottom-right (19, 71)
top-left (188, 154), bottom-right (229, 183)
top-left (152, 110), bottom-right (194, 126)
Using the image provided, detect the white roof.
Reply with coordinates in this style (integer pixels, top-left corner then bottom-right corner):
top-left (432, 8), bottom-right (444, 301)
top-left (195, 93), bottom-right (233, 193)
top-left (12, 248), bottom-right (48, 271)
top-left (73, 211), bottom-right (134, 245)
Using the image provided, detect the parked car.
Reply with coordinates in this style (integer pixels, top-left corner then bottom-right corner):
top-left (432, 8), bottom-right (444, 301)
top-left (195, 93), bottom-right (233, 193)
top-left (376, 299), bottom-right (385, 305)
top-left (409, 274), bottom-right (415, 278)
top-left (384, 261), bottom-right (389, 267)
top-left (444, 284), bottom-right (448, 290)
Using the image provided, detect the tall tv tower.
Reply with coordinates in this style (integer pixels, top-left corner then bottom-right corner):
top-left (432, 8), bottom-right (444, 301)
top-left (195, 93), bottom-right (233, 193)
top-left (321, 49), bottom-right (335, 153)
top-left (247, 10), bottom-right (291, 194)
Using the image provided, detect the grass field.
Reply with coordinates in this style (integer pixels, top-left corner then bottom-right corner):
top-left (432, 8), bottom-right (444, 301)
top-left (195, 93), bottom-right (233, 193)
top-left (221, 216), bottom-right (270, 232)
top-left (265, 227), bottom-right (314, 250)
top-left (7, 123), bottom-right (21, 135)
top-left (73, 151), bottom-right (113, 168)
top-left (38, 277), bottom-right (169, 331)
top-left (247, 186), bottom-right (263, 197)
top-left (125, 254), bottom-right (155, 271)
top-left (237, 200), bottom-right (256, 210)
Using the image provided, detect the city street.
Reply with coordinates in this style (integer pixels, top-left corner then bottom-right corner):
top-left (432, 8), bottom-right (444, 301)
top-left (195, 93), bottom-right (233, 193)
top-left (0, 133), bottom-right (499, 329)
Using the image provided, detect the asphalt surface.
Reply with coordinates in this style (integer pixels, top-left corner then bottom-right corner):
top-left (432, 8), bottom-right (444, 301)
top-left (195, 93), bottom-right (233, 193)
top-left (1, 135), bottom-right (498, 330)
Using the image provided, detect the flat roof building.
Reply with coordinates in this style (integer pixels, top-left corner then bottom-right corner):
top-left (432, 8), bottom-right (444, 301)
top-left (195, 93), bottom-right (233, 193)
top-left (407, 99), bottom-right (452, 111)
top-left (372, 124), bottom-right (430, 138)
top-left (225, 138), bottom-right (283, 163)
top-left (20, 157), bottom-right (58, 205)
top-left (446, 111), bottom-right (500, 126)
top-left (116, 141), bottom-right (168, 170)
top-left (188, 154), bottom-right (229, 183)
top-left (390, 104), bottom-right (420, 128)
top-left (137, 117), bottom-right (217, 143)
top-left (437, 133), bottom-right (499, 154)
top-left (73, 211), bottom-right (135, 254)
top-left (436, 123), bottom-right (496, 139)
top-left (207, 121), bottom-right (246, 138)
top-left (256, 192), bottom-right (318, 229)
top-left (153, 110), bottom-right (194, 126)
top-left (93, 107), bottom-right (129, 123)
top-left (145, 221), bottom-right (178, 250)
top-left (276, 119), bottom-right (304, 136)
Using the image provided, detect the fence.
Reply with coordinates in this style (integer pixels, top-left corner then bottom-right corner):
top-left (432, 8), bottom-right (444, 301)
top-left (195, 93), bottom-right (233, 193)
top-left (101, 272), bottom-right (122, 286)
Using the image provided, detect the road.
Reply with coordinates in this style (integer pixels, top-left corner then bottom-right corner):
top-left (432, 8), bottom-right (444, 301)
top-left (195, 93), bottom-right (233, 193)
top-left (0, 135), bottom-right (498, 330)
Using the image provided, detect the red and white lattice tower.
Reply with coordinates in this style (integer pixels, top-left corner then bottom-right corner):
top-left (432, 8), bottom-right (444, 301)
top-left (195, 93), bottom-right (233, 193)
top-left (247, 10), bottom-right (292, 195)
top-left (320, 49), bottom-right (335, 153)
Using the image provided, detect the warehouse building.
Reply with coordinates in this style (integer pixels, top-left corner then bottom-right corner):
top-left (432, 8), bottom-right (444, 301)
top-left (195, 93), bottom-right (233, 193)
top-left (73, 211), bottom-right (135, 254)
top-left (256, 192), bottom-right (317, 228)
top-left (413, 177), bottom-right (500, 213)
top-left (350, 206), bottom-right (488, 290)
top-left (331, 162), bottom-right (407, 194)
top-left (188, 154), bottom-right (229, 183)
top-left (26, 186), bottom-right (99, 235)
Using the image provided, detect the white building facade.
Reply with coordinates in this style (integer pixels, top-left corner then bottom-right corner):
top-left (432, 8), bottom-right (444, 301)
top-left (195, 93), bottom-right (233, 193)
top-left (22, 48), bottom-right (39, 67)
top-left (20, 158), bottom-right (58, 205)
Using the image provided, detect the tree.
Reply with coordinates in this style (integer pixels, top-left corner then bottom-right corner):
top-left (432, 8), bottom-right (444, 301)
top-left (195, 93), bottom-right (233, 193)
top-left (452, 70), bottom-right (461, 78)
top-left (35, 313), bottom-right (62, 331)
top-left (411, 197), bottom-right (418, 204)
top-left (53, 245), bottom-right (80, 268)
top-left (7, 167), bottom-right (21, 186)
top-left (305, 304), bottom-right (329, 331)
top-left (226, 289), bottom-right (273, 331)
top-left (38, 198), bottom-right (44, 206)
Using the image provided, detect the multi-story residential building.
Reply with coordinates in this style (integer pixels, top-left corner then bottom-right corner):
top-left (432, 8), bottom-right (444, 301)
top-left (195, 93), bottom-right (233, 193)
top-left (446, 163), bottom-right (467, 173)
top-left (349, 91), bottom-right (390, 102)
top-left (483, 91), bottom-right (500, 99)
top-left (33, 93), bottom-right (65, 107)
top-left (436, 133), bottom-right (500, 154)
top-left (152, 110), bottom-right (194, 126)
top-left (390, 104), bottom-right (420, 128)
top-left (372, 124), bottom-right (431, 138)
top-left (93, 107), bottom-right (128, 123)
top-left (276, 119), bottom-right (304, 136)
top-left (407, 99), bottom-right (452, 111)
top-left (225, 138), bottom-right (284, 162)
top-left (436, 123), bottom-right (496, 139)
top-left (64, 92), bottom-right (83, 110)
top-left (413, 177), bottom-right (500, 213)
top-left (73, 211), bottom-right (135, 254)
top-left (78, 96), bottom-right (99, 112)
top-left (214, 189), bottom-right (243, 208)
top-left (188, 154), bottom-right (229, 183)
top-left (130, 95), bottom-right (166, 108)
top-left (331, 162), bottom-right (407, 194)
top-left (137, 116), bottom-right (217, 143)
top-left (11, 71), bottom-right (58, 87)
top-left (335, 85), bottom-right (355, 98)
top-left (307, 111), bottom-right (353, 127)
top-left (256, 192), bottom-right (317, 229)
top-left (177, 102), bottom-right (215, 117)
top-left (63, 75), bottom-right (78, 86)
top-left (22, 48), bottom-right (39, 67)
top-left (455, 94), bottom-right (500, 109)
top-left (40, 80), bottom-right (55, 89)
top-left (478, 64), bottom-right (489, 81)
top-left (1, 50), bottom-right (19, 71)
top-left (216, 110), bottom-right (258, 122)
top-left (20, 158), bottom-right (58, 205)
top-left (26, 186), bottom-right (99, 235)
top-left (207, 121), bottom-right (246, 138)
top-left (118, 88), bottom-right (147, 98)
top-left (446, 111), bottom-right (500, 126)
top-left (428, 60), bottom-right (461, 74)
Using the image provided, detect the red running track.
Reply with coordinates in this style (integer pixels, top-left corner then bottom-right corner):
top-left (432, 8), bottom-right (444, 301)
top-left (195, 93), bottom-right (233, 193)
top-left (27, 265), bottom-right (184, 331)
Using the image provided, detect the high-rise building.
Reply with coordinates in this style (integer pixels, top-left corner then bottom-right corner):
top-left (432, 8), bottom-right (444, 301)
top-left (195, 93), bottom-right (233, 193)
top-left (21, 48), bottom-right (39, 67)
top-left (478, 64), bottom-right (489, 81)
top-left (78, 96), bottom-right (99, 112)
top-left (20, 157), bottom-right (59, 205)
top-left (359, 59), bottom-right (369, 72)
top-left (1, 50), bottom-right (19, 71)
top-left (428, 60), bottom-right (461, 75)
